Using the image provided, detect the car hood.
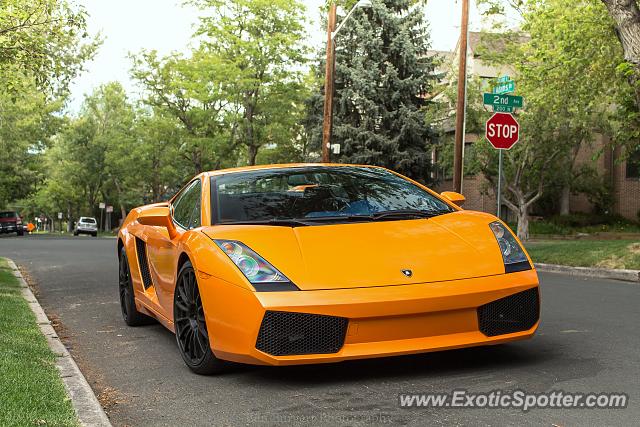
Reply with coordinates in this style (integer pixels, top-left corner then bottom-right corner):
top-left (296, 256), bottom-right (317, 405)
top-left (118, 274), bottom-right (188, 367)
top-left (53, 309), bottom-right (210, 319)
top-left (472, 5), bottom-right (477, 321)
top-left (202, 211), bottom-right (506, 291)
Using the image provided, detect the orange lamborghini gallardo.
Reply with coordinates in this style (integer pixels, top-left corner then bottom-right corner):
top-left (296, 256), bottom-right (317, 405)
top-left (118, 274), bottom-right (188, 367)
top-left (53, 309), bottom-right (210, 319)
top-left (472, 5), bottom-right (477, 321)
top-left (117, 164), bottom-right (540, 374)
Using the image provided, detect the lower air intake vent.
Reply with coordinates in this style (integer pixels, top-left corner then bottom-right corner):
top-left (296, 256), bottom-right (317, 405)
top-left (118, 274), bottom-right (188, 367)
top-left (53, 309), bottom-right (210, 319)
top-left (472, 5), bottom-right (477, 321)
top-left (135, 237), bottom-right (153, 289)
top-left (477, 287), bottom-right (540, 337)
top-left (256, 311), bottom-right (348, 356)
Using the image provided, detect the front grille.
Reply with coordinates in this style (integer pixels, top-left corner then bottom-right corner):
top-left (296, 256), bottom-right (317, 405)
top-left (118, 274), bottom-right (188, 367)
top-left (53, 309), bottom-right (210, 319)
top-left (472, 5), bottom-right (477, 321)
top-left (256, 311), bottom-right (348, 356)
top-left (477, 288), bottom-right (540, 337)
top-left (135, 237), bottom-right (153, 289)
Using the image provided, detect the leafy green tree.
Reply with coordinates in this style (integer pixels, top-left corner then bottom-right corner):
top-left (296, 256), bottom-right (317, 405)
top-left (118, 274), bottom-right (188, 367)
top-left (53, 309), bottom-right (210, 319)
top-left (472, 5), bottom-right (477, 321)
top-left (464, 0), bottom-right (630, 238)
top-left (306, 0), bottom-right (439, 182)
top-left (0, 0), bottom-right (98, 213)
top-left (0, 75), bottom-right (62, 208)
top-left (132, 0), bottom-right (309, 169)
top-left (35, 82), bottom-right (205, 227)
top-left (255, 79), bottom-right (310, 164)
top-left (135, 111), bottom-right (189, 203)
top-left (131, 50), bottom-right (238, 174)
top-left (600, 0), bottom-right (640, 110)
top-left (512, 0), bottom-right (622, 216)
top-left (86, 83), bottom-right (140, 219)
top-left (0, 0), bottom-right (99, 95)
top-left (190, 0), bottom-right (309, 165)
top-left (36, 83), bottom-right (137, 224)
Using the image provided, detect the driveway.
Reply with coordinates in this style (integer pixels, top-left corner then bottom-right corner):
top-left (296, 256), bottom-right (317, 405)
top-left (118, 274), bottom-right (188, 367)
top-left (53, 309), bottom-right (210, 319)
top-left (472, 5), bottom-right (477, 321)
top-left (1, 234), bottom-right (638, 426)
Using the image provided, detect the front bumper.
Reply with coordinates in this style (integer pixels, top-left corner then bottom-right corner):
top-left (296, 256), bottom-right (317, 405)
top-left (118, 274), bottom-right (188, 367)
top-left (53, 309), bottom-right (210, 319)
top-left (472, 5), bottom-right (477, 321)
top-left (199, 269), bottom-right (540, 366)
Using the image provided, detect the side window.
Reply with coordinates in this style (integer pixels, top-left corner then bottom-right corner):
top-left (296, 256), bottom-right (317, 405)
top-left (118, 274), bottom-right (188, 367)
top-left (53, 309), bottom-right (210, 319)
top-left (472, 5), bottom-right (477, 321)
top-left (172, 180), bottom-right (202, 229)
top-left (626, 147), bottom-right (640, 179)
top-left (189, 193), bottom-right (201, 228)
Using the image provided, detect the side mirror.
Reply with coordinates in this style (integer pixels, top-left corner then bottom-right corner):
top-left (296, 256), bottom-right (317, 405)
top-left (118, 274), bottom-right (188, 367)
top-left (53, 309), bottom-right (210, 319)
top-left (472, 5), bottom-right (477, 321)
top-left (137, 205), bottom-right (178, 239)
top-left (441, 191), bottom-right (466, 207)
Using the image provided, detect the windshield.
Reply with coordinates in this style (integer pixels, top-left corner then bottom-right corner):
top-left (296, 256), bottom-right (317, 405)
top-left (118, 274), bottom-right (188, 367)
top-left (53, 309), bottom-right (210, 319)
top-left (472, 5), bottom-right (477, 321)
top-left (0, 212), bottom-right (16, 218)
top-left (80, 218), bottom-right (96, 224)
top-left (211, 167), bottom-right (453, 224)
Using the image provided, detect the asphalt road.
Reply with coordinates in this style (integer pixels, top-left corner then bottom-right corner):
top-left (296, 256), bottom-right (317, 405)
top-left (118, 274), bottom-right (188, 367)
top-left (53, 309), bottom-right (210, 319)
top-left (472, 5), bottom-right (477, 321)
top-left (1, 234), bottom-right (639, 426)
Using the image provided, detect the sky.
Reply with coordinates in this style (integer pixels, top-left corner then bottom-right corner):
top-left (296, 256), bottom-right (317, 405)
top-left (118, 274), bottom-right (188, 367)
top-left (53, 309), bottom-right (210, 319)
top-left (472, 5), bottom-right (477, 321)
top-left (67, 0), bottom-right (483, 113)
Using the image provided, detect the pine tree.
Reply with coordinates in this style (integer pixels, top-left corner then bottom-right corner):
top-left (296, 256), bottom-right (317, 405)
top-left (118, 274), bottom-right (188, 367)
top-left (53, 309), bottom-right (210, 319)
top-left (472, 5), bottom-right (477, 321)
top-left (305, 0), bottom-right (439, 182)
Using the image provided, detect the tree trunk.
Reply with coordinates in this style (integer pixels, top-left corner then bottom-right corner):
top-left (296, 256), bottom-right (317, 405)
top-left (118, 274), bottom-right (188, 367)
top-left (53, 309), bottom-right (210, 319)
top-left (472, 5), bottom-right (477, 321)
top-left (504, 188), bottom-right (534, 241)
top-left (113, 178), bottom-right (128, 223)
top-left (244, 92), bottom-right (258, 166)
top-left (247, 144), bottom-right (258, 166)
top-left (516, 206), bottom-right (530, 241)
top-left (193, 150), bottom-right (203, 175)
top-left (602, 0), bottom-right (640, 106)
top-left (67, 203), bottom-right (73, 233)
top-left (559, 185), bottom-right (571, 215)
top-left (602, 0), bottom-right (640, 66)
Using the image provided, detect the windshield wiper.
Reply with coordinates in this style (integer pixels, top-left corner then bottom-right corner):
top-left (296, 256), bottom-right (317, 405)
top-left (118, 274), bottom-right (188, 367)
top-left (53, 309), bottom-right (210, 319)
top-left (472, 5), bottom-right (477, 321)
top-left (371, 209), bottom-right (451, 220)
top-left (218, 219), bottom-right (312, 227)
top-left (218, 209), bottom-right (451, 227)
top-left (300, 210), bottom-right (450, 223)
top-left (300, 215), bottom-right (376, 223)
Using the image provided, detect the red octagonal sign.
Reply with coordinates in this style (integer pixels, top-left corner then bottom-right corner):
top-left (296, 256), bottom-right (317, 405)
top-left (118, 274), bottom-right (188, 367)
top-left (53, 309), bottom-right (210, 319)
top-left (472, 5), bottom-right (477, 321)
top-left (486, 112), bottom-right (520, 150)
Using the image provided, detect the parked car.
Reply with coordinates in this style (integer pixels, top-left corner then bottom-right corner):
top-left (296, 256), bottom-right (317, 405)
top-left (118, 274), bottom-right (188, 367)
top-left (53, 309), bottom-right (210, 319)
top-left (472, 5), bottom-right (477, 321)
top-left (0, 211), bottom-right (24, 236)
top-left (74, 217), bottom-right (98, 237)
top-left (117, 164), bottom-right (540, 375)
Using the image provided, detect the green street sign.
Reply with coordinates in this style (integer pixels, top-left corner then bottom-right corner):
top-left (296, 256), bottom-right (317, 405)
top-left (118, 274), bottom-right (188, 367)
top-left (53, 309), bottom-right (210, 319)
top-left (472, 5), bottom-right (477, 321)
top-left (483, 93), bottom-right (524, 109)
top-left (493, 81), bottom-right (515, 94)
top-left (496, 75), bottom-right (511, 83)
top-left (493, 105), bottom-right (515, 113)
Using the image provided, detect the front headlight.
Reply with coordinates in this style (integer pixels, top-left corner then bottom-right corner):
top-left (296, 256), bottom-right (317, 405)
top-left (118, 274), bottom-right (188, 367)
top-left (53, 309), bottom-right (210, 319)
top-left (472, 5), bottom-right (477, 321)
top-left (214, 240), bottom-right (298, 291)
top-left (489, 221), bottom-right (531, 273)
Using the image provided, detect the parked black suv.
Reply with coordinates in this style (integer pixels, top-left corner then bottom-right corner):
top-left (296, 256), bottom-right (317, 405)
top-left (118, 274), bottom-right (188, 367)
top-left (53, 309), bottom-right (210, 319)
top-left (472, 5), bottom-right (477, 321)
top-left (0, 211), bottom-right (24, 236)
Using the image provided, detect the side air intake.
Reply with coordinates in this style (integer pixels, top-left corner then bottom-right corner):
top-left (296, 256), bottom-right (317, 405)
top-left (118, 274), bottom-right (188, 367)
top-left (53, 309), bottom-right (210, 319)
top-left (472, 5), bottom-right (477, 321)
top-left (256, 311), bottom-right (348, 356)
top-left (135, 237), bottom-right (153, 289)
top-left (477, 288), bottom-right (540, 337)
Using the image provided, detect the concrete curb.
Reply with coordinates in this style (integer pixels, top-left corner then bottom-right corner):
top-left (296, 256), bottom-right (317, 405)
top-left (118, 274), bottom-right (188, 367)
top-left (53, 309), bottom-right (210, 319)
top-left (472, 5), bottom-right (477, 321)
top-left (5, 258), bottom-right (112, 427)
top-left (535, 263), bottom-right (640, 283)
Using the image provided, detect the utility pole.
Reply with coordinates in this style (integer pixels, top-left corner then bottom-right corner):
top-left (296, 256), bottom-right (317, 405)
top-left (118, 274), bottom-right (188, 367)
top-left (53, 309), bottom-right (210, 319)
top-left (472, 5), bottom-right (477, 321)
top-left (322, 3), bottom-right (337, 163)
top-left (453, 0), bottom-right (470, 193)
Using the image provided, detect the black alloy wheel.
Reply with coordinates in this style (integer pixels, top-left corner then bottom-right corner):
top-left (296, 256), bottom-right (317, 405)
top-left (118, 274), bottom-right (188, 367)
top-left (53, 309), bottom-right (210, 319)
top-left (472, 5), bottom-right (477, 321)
top-left (119, 247), bottom-right (154, 326)
top-left (174, 261), bottom-right (228, 375)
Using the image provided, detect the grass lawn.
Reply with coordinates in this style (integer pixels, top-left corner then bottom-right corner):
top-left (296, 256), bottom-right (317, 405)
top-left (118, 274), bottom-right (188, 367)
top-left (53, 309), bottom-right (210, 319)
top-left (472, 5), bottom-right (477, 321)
top-left (509, 213), bottom-right (640, 236)
top-left (525, 240), bottom-right (640, 270)
top-left (0, 259), bottom-right (78, 426)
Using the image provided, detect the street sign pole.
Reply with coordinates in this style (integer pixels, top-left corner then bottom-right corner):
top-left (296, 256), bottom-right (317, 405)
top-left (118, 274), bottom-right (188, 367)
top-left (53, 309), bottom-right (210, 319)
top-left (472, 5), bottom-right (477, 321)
top-left (485, 77), bottom-right (522, 220)
top-left (497, 150), bottom-right (503, 219)
top-left (99, 202), bottom-right (106, 232)
top-left (106, 206), bottom-right (113, 232)
top-left (485, 112), bottom-right (520, 219)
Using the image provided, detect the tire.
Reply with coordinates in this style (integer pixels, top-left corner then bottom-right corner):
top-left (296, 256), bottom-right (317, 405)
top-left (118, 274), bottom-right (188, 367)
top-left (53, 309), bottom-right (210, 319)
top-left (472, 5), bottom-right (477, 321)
top-left (118, 247), bottom-right (154, 326)
top-left (92, 232), bottom-right (98, 237)
top-left (174, 261), bottom-right (229, 375)
top-left (73, 231), bottom-right (79, 236)
top-left (17, 230), bottom-right (23, 236)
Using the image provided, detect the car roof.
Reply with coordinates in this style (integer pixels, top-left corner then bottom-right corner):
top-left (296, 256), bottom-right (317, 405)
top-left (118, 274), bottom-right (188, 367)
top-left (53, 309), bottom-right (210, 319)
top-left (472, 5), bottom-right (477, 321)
top-left (205, 163), bottom-right (386, 177)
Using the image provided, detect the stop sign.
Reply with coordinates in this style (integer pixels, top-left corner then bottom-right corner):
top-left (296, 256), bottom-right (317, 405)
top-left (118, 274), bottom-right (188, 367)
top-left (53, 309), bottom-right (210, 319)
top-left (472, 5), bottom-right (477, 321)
top-left (485, 113), bottom-right (520, 150)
